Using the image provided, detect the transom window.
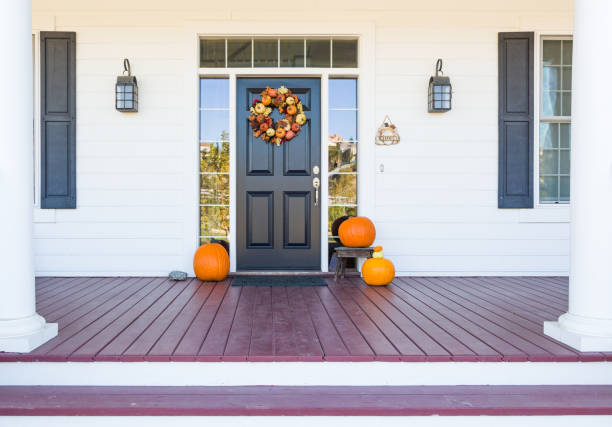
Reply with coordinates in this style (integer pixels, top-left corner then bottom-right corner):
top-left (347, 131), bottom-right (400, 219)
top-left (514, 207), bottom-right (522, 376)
top-left (539, 38), bottom-right (572, 204)
top-left (200, 38), bottom-right (358, 68)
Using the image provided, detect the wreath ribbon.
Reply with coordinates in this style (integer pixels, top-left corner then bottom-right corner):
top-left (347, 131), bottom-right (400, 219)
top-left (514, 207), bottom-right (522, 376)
top-left (248, 86), bottom-right (307, 146)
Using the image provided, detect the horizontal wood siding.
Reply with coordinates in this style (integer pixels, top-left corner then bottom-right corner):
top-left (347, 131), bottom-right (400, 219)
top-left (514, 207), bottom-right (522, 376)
top-left (32, 0), bottom-right (573, 275)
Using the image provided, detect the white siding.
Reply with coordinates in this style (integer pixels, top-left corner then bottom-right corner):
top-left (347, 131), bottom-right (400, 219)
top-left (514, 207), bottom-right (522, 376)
top-left (32, 0), bottom-right (573, 276)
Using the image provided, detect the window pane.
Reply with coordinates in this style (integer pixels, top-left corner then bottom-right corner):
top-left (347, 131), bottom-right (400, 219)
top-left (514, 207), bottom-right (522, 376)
top-left (329, 78), bottom-right (357, 109)
top-left (200, 141), bottom-right (229, 173)
top-left (329, 110), bottom-right (357, 141)
top-left (540, 123), bottom-right (559, 148)
top-left (200, 174), bottom-right (230, 205)
top-left (540, 176), bottom-right (559, 202)
top-left (200, 206), bottom-right (230, 237)
top-left (560, 176), bottom-right (570, 201)
top-left (254, 39), bottom-right (278, 67)
top-left (280, 39), bottom-right (304, 67)
top-left (562, 67), bottom-right (572, 91)
top-left (540, 149), bottom-right (559, 174)
top-left (200, 78), bottom-right (229, 109)
top-left (543, 40), bottom-right (561, 65)
top-left (329, 174), bottom-right (357, 206)
top-left (306, 39), bottom-right (330, 67)
top-left (227, 39), bottom-right (251, 67)
top-left (562, 40), bottom-right (573, 65)
top-left (332, 39), bottom-right (358, 68)
top-left (560, 123), bottom-right (571, 148)
top-left (200, 39), bottom-right (225, 68)
top-left (562, 92), bottom-right (572, 116)
top-left (559, 150), bottom-right (570, 175)
top-left (542, 66), bottom-right (560, 91)
top-left (328, 206), bottom-right (357, 236)
top-left (200, 110), bottom-right (229, 141)
top-left (329, 141), bottom-right (357, 172)
top-left (542, 92), bottom-right (561, 116)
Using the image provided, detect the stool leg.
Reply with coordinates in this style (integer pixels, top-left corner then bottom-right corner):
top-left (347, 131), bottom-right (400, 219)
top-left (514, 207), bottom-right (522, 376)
top-left (335, 259), bottom-right (341, 282)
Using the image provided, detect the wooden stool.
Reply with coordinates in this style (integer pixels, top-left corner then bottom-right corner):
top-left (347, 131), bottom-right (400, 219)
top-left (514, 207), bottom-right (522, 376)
top-left (334, 246), bottom-right (374, 281)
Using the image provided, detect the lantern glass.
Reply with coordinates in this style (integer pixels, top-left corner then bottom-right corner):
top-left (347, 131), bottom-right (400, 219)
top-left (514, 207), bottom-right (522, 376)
top-left (428, 76), bottom-right (452, 112)
top-left (115, 75), bottom-right (138, 112)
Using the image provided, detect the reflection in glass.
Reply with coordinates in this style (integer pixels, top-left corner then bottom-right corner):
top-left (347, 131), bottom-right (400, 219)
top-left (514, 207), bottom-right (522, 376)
top-left (543, 40), bottom-right (561, 65)
top-left (560, 176), bottom-right (570, 201)
top-left (329, 79), bottom-right (357, 109)
top-left (539, 150), bottom-right (558, 175)
top-left (200, 79), bottom-right (230, 109)
top-left (560, 123), bottom-right (571, 148)
top-left (562, 40), bottom-right (573, 65)
top-left (562, 93), bottom-right (572, 116)
top-left (542, 66), bottom-right (560, 91)
top-left (328, 206), bottom-right (357, 236)
top-left (280, 39), bottom-right (304, 67)
top-left (328, 141), bottom-right (356, 172)
top-left (200, 174), bottom-right (229, 205)
top-left (329, 110), bottom-right (357, 141)
top-left (306, 39), bottom-right (330, 67)
top-left (559, 150), bottom-right (570, 175)
top-left (200, 141), bottom-right (229, 173)
top-left (562, 67), bottom-right (572, 91)
top-left (200, 39), bottom-right (225, 68)
top-left (539, 123), bottom-right (558, 148)
top-left (227, 39), bottom-right (251, 67)
top-left (332, 39), bottom-right (358, 68)
top-left (540, 176), bottom-right (559, 202)
top-left (254, 39), bottom-right (278, 67)
top-left (542, 92), bottom-right (561, 117)
top-left (329, 174), bottom-right (357, 206)
top-left (200, 206), bottom-right (230, 237)
top-left (200, 110), bottom-right (229, 141)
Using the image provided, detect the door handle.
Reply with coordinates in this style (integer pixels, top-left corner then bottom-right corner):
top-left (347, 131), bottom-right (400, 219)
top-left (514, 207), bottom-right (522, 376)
top-left (312, 177), bottom-right (320, 206)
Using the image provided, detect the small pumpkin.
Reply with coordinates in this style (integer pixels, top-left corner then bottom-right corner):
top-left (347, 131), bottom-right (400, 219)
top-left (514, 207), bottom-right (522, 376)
top-left (291, 122), bottom-right (301, 132)
top-left (261, 94), bottom-right (272, 106)
top-left (268, 88), bottom-right (277, 97)
top-left (338, 216), bottom-right (376, 248)
top-left (362, 247), bottom-right (394, 286)
top-left (193, 243), bottom-right (229, 282)
top-left (259, 122), bottom-right (269, 132)
top-left (276, 127), bottom-right (286, 138)
top-left (286, 105), bottom-right (297, 115)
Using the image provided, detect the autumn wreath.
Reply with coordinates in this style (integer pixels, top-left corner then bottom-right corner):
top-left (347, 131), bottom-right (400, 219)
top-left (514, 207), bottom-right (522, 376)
top-left (248, 85), bottom-right (307, 146)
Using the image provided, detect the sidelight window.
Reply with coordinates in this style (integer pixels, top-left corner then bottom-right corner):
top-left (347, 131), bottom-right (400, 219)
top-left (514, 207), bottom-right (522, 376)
top-left (328, 78), bottom-right (358, 243)
top-left (199, 78), bottom-right (230, 246)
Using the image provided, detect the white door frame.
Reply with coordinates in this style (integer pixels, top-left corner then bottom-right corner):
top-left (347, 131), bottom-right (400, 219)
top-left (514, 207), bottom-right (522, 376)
top-left (183, 21), bottom-right (376, 273)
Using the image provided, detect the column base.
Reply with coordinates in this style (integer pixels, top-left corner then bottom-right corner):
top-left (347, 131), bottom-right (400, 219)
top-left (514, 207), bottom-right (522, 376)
top-left (544, 312), bottom-right (612, 352)
top-left (0, 314), bottom-right (58, 353)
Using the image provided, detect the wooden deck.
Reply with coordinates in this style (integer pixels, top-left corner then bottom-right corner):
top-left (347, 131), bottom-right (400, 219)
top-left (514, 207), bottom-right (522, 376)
top-left (1, 276), bottom-right (609, 362)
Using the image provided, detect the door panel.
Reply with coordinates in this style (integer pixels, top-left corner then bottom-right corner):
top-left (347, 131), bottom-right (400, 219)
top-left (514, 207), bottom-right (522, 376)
top-left (237, 78), bottom-right (321, 270)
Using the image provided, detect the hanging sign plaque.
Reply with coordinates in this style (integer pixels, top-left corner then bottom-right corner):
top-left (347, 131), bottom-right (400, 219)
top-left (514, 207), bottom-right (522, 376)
top-left (375, 115), bottom-right (400, 146)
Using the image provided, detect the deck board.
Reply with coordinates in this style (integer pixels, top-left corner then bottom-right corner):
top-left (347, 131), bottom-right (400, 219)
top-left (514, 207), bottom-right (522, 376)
top-left (0, 276), bottom-right (606, 362)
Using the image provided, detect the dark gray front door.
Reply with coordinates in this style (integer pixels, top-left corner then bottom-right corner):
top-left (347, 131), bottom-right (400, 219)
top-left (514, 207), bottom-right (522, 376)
top-left (237, 78), bottom-right (321, 270)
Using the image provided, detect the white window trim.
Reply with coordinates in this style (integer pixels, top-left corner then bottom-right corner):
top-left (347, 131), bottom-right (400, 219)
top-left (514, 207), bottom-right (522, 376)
top-left (520, 31), bottom-right (572, 224)
top-left (183, 21), bottom-right (376, 273)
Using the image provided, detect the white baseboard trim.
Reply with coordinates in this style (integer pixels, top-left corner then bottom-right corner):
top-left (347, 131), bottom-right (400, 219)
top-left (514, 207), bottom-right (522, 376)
top-left (1, 361), bottom-right (610, 386)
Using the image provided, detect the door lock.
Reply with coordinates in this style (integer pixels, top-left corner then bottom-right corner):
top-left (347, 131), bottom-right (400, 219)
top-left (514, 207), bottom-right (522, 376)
top-left (312, 177), bottom-right (320, 206)
top-left (313, 165), bottom-right (320, 175)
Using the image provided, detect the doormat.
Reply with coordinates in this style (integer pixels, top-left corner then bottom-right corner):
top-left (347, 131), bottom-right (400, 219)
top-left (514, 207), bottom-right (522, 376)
top-left (231, 276), bottom-right (327, 287)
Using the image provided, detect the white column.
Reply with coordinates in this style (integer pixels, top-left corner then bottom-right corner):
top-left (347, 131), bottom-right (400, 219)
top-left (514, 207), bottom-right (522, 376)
top-left (0, 0), bottom-right (57, 352)
top-left (544, 0), bottom-right (612, 351)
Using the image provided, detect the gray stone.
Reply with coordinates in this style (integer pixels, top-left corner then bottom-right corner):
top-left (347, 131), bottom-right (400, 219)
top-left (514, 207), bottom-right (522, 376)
top-left (169, 270), bottom-right (188, 281)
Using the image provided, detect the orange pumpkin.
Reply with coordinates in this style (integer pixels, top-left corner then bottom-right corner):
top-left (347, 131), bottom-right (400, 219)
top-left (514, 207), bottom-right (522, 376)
top-left (259, 122), bottom-right (269, 131)
top-left (338, 216), bottom-right (376, 247)
top-left (362, 255), bottom-right (395, 286)
top-left (276, 128), bottom-right (286, 138)
top-left (262, 94), bottom-right (272, 106)
top-left (193, 243), bottom-right (229, 282)
top-left (286, 105), bottom-right (297, 115)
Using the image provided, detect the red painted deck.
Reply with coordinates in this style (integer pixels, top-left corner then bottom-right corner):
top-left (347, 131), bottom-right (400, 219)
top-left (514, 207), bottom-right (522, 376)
top-left (1, 276), bottom-right (609, 362)
top-left (2, 385), bottom-right (612, 416)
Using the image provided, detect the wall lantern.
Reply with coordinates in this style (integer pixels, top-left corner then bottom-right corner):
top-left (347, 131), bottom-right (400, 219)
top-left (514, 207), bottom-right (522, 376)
top-left (115, 58), bottom-right (138, 112)
top-left (428, 58), bottom-right (452, 112)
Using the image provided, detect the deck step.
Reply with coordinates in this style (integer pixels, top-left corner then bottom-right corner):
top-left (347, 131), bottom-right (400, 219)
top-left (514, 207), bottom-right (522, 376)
top-left (1, 385), bottom-right (612, 416)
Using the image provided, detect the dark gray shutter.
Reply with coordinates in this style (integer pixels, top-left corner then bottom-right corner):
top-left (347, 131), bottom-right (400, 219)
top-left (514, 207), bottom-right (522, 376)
top-left (40, 31), bottom-right (76, 209)
top-left (498, 32), bottom-right (534, 208)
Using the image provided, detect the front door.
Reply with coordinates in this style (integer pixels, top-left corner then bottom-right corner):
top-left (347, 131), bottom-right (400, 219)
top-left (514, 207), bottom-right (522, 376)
top-left (237, 78), bottom-right (321, 270)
